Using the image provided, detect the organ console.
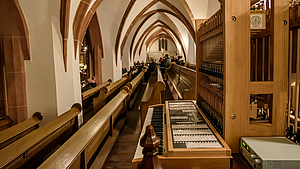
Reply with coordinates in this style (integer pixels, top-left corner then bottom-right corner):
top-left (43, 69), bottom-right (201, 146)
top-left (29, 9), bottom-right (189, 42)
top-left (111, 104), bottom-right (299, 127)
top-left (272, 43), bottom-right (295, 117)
top-left (132, 101), bottom-right (231, 169)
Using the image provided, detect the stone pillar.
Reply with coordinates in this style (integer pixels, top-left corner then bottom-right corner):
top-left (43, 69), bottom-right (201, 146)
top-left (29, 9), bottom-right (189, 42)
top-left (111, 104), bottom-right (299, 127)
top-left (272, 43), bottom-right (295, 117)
top-left (94, 46), bottom-right (103, 84)
top-left (1, 38), bottom-right (28, 124)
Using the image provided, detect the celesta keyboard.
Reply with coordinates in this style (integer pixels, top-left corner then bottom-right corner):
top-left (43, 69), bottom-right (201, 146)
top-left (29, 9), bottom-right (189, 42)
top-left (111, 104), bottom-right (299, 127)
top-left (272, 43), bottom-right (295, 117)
top-left (132, 101), bottom-right (232, 169)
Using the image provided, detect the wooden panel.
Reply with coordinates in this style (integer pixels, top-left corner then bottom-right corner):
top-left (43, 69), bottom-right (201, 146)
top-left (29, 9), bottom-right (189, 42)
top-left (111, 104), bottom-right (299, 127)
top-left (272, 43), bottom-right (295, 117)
top-left (85, 120), bottom-right (110, 162)
top-left (248, 123), bottom-right (272, 136)
top-left (223, 0), bottom-right (250, 153)
top-left (249, 82), bottom-right (273, 94)
top-left (272, 0), bottom-right (289, 136)
top-left (132, 156), bottom-right (230, 169)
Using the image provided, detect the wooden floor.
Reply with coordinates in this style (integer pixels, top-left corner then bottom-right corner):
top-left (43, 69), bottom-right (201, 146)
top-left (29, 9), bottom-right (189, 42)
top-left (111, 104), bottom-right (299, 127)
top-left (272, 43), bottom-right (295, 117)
top-left (101, 85), bottom-right (145, 169)
top-left (87, 83), bottom-right (252, 169)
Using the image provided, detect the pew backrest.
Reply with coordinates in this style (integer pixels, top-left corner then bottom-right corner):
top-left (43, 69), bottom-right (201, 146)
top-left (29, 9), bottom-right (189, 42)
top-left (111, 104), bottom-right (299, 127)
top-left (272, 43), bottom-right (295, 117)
top-left (125, 71), bottom-right (145, 97)
top-left (0, 103), bottom-right (81, 169)
top-left (140, 66), bottom-right (165, 126)
top-left (141, 66), bottom-right (165, 103)
top-left (106, 76), bottom-right (128, 98)
top-left (38, 90), bottom-right (129, 169)
top-left (187, 63), bottom-right (196, 70)
top-left (82, 79), bottom-right (111, 101)
top-left (0, 117), bottom-right (12, 132)
top-left (0, 112), bottom-right (43, 150)
top-left (165, 63), bottom-right (196, 99)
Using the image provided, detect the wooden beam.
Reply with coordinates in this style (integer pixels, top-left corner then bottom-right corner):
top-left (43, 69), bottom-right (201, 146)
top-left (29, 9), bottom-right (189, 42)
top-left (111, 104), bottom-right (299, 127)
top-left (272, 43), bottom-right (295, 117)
top-left (272, 0), bottom-right (289, 135)
top-left (223, 0), bottom-right (250, 153)
top-left (250, 82), bottom-right (273, 94)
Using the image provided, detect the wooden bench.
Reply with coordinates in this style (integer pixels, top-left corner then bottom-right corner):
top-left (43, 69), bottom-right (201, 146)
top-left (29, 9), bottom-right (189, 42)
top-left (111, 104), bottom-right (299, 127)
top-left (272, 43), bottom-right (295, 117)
top-left (0, 117), bottom-right (12, 132)
top-left (38, 89), bottom-right (130, 169)
top-left (125, 70), bottom-right (145, 108)
top-left (0, 112), bottom-right (43, 150)
top-left (187, 62), bottom-right (196, 70)
top-left (165, 63), bottom-right (197, 100)
top-left (82, 79), bottom-right (112, 109)
top-left (93, 76), bottom-right (129, 114)
top-left (125, 70), bottom-right (145, 97)
top-left (0, 103), bottom-right (81, 169)
top-left (105, 76), bottom-right (128, 99)
top-left (140, 66), bottom-right (165, 126)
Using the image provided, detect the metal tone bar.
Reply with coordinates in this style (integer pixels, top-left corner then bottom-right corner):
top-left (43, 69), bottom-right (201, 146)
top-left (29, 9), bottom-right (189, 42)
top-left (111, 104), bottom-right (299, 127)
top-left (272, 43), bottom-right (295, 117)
top-left (262, 37), bottom-right (265, 81)
top-left (295, 29), bottom-right (300, 132)
top-left (255, 39), bottom-right (258, 81)
top-left (288, 31), bottom-right (292, 126)
top-left (3, 66), bottom-right (8, 116)
top-left (268, 36), bottom-right (271, 81)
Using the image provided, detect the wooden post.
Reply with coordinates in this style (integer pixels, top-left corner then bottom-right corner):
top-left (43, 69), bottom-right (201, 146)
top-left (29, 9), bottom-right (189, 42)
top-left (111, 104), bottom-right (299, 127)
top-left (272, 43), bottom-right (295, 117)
top-left (223, 0), bottom-right (250, 153)
top-left (272, 0), bottom-right (289, 135)
top-left (137, 125), bottom-right (163, 169)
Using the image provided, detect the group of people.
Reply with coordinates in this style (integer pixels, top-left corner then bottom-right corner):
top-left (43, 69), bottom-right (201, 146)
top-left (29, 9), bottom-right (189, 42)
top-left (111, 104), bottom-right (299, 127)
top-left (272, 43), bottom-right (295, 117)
top-left (144, 54), bottom-right (185, 82)
top-left (170, 55), bottom-right (185, 66)
top-left (122, 61), bottom-right (146, 80)
top-left (81, 77), bottom-right (97, 92)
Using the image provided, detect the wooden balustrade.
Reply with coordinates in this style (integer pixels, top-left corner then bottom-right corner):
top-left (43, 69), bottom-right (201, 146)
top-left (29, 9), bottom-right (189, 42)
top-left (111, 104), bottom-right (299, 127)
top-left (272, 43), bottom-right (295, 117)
top-left (165, 63), bottom-right (196, 100)
top-left (0, 112), bottom-right (43, 150)
top-left (0, 103), bottom-right (81, 169)
top-left (140, 66), bottom-right (165, 126)
top-left (38, 89), bottom-right (129, 169)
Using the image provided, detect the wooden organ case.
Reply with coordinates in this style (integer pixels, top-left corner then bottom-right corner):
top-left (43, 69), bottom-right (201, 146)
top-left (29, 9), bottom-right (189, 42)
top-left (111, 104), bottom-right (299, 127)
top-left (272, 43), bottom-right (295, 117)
top-left (196, 0), bottom-right (289, 154)
top-left (132, 101), bottom-right (232, 169)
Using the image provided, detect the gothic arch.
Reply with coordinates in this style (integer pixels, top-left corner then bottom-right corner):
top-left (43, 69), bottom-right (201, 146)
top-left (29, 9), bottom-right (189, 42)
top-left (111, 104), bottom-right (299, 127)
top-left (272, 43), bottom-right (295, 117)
top-left (131, 13), bottom-right (188, 59)
top-left (120, 9), bottom-right (195, 58)
top-left (116, 0), bottom-right (195, 61)
top-left (131, 20), bottom-right (187, 60)
top-left (148, 35), bottom-right (176, 52)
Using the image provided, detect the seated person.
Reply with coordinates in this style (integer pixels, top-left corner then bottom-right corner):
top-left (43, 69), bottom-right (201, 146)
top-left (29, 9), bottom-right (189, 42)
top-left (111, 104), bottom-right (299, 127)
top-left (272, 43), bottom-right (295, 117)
top-left (171, 56), bottom-right (176, 63)
top-left (144, 58), bottom-right (157, 82)
top-left (177, 56), bottom-right (185, 66)
top-left (160, 54), bottom-right (171, 77)
top-left (81, 80), bottom-right (92, 92)
top-left (122, 67), bottom-right (127, 74)
top-left (90, 77), bottom-right (97, 88)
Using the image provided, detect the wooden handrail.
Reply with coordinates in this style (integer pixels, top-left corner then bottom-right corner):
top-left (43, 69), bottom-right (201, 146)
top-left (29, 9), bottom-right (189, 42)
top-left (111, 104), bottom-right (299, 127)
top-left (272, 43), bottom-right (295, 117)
top-left (82, 79), bottom-right (111, 100)
top-left (0, 112), bottom-right (43, 150)
top-left (38, 89), bottom-right (129, 169)
top-left (0, 103), bottom-right (81, 168)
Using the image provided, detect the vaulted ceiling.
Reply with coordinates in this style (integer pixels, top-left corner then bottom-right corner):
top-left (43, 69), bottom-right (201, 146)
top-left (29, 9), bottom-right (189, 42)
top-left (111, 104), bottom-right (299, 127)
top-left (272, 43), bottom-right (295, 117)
top-left (73, 0), bottom-right (220, 65)
top-left (116, 0), bottom-right (220, 61)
